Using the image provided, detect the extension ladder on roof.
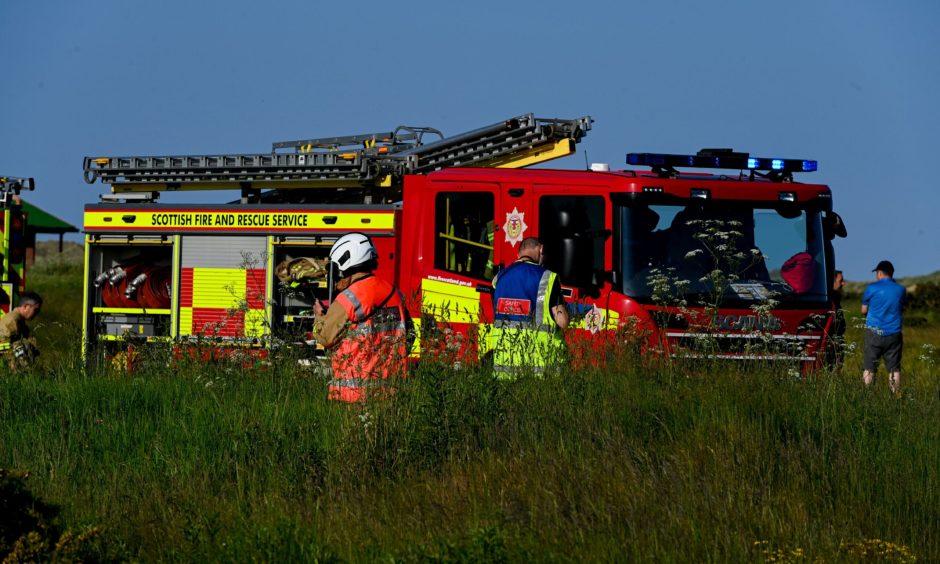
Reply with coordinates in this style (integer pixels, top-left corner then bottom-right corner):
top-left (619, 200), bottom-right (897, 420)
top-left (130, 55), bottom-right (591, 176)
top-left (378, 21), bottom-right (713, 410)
top-left (83, 114), bottom-right (592, 194)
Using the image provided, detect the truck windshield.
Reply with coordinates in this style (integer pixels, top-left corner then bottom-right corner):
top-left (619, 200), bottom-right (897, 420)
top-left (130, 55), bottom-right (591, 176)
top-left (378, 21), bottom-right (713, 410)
top-left (617, 203), bottom-right (828, 308)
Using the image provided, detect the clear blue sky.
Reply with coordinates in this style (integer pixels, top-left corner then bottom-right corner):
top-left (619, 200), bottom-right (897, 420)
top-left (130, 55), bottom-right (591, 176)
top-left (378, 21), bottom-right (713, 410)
top-left (3, 0), bottom-right (938, 280)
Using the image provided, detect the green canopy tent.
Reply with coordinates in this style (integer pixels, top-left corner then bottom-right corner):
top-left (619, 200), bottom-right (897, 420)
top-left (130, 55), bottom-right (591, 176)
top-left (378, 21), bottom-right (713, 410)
top-left (20, 199), bottom-right (79, 261)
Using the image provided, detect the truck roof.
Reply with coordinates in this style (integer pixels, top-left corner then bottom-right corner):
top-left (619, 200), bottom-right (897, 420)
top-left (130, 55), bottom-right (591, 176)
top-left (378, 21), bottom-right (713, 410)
top-left (422, 167), bottom-right (831, 204)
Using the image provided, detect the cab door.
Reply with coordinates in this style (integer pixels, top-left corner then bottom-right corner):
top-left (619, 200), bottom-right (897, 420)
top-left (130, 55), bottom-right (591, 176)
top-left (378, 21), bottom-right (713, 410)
top-left (419, 183), bottom-right (500, 360)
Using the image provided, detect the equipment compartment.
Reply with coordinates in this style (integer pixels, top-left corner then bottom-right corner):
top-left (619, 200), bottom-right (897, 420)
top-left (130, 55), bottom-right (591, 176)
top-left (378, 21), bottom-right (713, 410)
top-left (271, 239), bottom-right (334, 335)
top-left (86, 238), bottom-right (175, 342)
top-left (98, 314), bottom-right (169, 338)
top-left (88, 241), bottom-right (173, 310)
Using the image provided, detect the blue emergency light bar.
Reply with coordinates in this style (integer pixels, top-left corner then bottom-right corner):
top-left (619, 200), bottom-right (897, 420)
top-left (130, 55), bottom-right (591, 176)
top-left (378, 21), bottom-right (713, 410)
top-left (626, 150), bottom-right (817, 173)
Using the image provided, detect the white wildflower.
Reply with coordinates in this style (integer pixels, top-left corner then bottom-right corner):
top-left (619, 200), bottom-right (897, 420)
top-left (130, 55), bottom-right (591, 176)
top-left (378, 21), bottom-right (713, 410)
top-left (918, 343), bottom-right (936, 364)
top-left (359, 410), bottom-right (373, 430)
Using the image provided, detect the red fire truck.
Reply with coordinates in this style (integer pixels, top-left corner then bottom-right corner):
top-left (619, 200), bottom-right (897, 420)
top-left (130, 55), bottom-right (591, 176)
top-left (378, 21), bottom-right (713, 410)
top-left (81, 115), bottom-right (846, 369)
top-left (1, 176), bottom-right (33, 314)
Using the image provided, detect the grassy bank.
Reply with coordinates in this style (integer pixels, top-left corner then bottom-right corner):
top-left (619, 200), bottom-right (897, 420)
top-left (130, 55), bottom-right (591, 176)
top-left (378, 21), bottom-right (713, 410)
top-left (1, 244), bottom-right (937, 561)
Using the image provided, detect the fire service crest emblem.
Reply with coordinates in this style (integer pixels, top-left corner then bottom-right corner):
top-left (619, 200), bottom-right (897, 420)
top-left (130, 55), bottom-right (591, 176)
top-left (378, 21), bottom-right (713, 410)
top-left (503, 207), bottom-right (528, 247)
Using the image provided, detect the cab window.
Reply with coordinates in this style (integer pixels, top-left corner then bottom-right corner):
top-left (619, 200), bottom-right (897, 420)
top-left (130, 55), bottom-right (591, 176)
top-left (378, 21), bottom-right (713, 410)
top-left (434, 192), bottom-right (495, 280)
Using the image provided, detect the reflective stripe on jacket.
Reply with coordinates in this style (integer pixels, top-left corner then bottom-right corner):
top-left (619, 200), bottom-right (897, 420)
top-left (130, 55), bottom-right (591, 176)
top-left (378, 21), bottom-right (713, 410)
top-left (491, 260), bottom-right (565, 377)
top-left (328, 275), bottom-right (407, 402)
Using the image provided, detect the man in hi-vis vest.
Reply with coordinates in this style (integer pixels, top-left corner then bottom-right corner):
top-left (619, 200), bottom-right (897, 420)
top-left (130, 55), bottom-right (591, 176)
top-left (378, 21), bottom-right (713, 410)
top-left (312, 233), bottom-right (408, 402)
top-left (491, 237), bottom-right (568, 377)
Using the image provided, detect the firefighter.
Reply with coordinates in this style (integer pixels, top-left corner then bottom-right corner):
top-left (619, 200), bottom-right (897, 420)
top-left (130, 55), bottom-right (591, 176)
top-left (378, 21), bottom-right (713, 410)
top-left (311, 233), bottom-right (408, 402)
top-left (491, 237), bottom-right (569, 378)
top-left (0, 291), bottom-right (42, 372)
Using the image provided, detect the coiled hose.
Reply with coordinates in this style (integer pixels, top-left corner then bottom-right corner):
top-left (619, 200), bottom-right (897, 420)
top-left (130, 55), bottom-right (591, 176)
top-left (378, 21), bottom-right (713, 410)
top-left (96, 264), bottom-right (171, 309)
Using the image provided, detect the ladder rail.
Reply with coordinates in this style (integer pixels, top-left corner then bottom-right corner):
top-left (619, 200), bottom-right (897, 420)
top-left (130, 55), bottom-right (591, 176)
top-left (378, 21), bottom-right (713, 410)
top-left (84, 152), bottom-right (374, 184)
top-left (396, 114), bottom-right (589, 158)
top-left (407, 121), bottom-right (586, 173)
top-left (272, 130), bottom-right (401, 151)
top-left (272, 126), bottom-right (445, 154)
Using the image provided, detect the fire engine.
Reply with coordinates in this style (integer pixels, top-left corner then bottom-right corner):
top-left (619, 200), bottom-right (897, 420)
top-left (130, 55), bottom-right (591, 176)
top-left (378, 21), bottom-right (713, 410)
top-left (1, 175), bottom-right (33, 314)
top-left (81, 114), bottom-right (846, 370)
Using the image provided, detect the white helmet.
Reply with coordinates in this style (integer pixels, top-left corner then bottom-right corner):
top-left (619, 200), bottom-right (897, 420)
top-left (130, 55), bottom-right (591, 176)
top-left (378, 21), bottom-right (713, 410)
top-left (329, 233), bottom-right (378, 274)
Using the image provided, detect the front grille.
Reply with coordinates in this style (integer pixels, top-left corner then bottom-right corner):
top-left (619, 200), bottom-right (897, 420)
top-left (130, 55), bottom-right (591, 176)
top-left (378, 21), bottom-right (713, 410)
top-left (665, 331), bottom-right (819, 361)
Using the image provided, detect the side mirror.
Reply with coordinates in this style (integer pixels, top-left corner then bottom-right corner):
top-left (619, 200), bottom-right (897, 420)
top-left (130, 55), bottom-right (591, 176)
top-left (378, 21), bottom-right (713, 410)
top-left (545, 234), bottom-right (593, 288)
top-left (539, 201), bottom-right (603, 288)
top-left (823, 212), bottom-right (848, 240)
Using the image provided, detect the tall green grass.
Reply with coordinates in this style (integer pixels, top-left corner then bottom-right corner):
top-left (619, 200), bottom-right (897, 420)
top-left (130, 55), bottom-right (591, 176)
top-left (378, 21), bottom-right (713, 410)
top-left (2, 245), bottom-right (937, 561)
top-left (3, 344), bottom-right (939, 561)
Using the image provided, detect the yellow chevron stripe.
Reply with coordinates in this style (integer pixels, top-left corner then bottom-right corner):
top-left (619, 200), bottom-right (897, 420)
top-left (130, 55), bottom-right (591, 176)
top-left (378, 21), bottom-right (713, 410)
top-left (192, 268), bottom-right (245, 309)
top-left (421, 278), bottom-right (480, 325)
top-left (245, 309), bottom-right (266, 338)
top-left (179, 307), bottom-right (193, 336)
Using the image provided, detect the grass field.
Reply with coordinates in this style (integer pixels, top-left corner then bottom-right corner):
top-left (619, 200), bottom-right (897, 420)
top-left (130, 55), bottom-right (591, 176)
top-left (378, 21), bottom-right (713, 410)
top-left (1, 242), bottom-right (938, 562)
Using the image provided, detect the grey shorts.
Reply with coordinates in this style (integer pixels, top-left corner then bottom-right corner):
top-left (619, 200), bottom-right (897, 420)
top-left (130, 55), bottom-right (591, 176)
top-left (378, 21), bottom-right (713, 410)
top-left (863, 329), bottom-right (903, 372)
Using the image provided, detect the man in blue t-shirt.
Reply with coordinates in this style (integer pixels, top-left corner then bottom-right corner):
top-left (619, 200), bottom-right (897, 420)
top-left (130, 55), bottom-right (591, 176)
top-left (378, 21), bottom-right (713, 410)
top-left (861, 260), bottom-right (906, 393)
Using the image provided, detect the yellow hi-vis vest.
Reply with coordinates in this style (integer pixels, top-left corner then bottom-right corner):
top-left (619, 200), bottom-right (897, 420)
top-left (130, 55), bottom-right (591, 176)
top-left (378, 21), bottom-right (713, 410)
top-left (491, 261), bottom-right (566, 378)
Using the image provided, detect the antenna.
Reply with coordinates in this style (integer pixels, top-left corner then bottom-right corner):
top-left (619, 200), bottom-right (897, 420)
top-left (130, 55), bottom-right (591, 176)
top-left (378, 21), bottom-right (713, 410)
top-left (583, 150), bottom-right (589, 170)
